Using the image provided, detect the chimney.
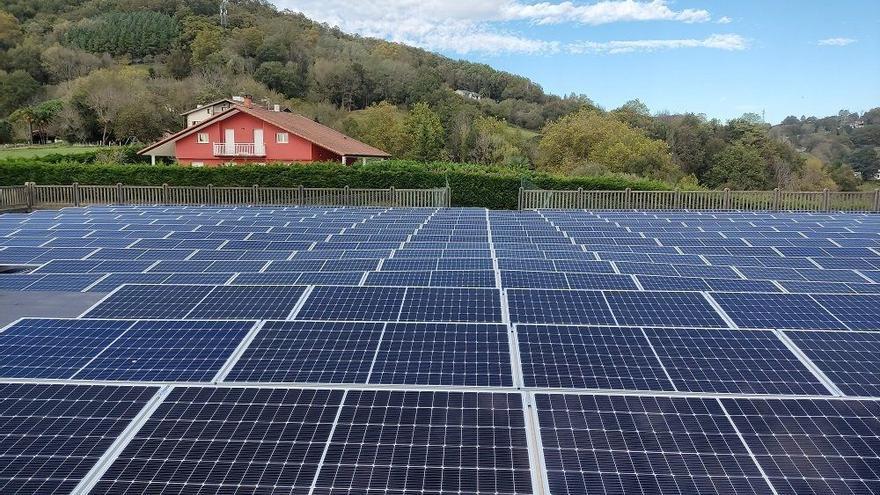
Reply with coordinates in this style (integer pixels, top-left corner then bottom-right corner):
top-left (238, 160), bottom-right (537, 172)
top-left (243, 95), bottom-right (253, 108)
top-left (273, 104), bottom-right (280, 112)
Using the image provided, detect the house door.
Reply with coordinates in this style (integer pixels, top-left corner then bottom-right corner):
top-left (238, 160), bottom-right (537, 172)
top-left (224, 129), bottom-right (235, 155)
top-left (253, 129), bottom-right (264, 156)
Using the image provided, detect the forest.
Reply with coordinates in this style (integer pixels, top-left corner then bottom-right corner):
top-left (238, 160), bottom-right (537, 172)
top-left (0, 0), bottom-right (877, 191)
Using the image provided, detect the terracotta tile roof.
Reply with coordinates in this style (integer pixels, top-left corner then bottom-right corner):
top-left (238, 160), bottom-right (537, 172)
top-left (140, 104), bottom-right (390, 158)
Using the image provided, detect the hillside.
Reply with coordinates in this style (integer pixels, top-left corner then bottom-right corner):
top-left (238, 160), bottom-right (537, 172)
top-left (0, 0), bottom-right (875, 190)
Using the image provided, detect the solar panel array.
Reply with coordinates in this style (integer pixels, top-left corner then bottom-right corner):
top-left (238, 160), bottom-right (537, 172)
top-left (1, 205), bottom-right (879, 494)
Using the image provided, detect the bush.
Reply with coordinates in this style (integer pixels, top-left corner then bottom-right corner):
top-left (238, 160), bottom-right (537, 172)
top-left (0, 160), bottom-right (670, 209)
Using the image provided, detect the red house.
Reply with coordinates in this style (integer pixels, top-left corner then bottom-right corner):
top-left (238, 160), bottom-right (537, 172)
top-left (139, 97), bottom-right (390, 166)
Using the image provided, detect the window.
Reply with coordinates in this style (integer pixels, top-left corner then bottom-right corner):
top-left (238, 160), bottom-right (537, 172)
top-left (197, 133), bottom-right (209, 143)
top-left (191, 120), bottom-right (200, 126)
top-left (276, 132), bottom-right (289, 143)
top-left (191, 162), bottom-right (204, 168)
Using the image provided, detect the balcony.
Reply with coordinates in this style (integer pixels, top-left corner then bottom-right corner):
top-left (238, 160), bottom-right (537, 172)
top-left (213, 142), bottom-right (266, 157)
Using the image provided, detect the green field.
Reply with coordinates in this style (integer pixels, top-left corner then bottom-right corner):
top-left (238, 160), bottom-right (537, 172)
top-left (0, 145), bottom-right (105, 160)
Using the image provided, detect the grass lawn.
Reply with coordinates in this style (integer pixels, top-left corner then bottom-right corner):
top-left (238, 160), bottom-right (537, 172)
top-left (0, 144), bottom-right (105, 159)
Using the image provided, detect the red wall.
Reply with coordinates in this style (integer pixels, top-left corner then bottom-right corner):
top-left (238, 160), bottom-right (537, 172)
top-left (174, 112), bottom-right (341, 166)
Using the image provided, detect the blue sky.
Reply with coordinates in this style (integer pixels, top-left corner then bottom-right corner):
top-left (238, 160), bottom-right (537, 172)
top-left (275, 0), bottom-right (879, 123)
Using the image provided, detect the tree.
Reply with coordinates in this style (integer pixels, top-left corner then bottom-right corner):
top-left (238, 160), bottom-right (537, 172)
top-left (847, 148), bottom-right (880, 179)
top-left (0, 10), bottom-right (22, 49)
top-left (73, 68), bottom-right (145, 144)
top-left (42, 44), bottom-right (106, 85)
top-left (704, 143), bottom-right (773, 189)
top-left (0, 70), bottom-right (40, 117)
top-left (342, 102), bottom-right (406, 158)
top-left (790, 156), bottom-right (837, 191)
top-left (403, 103), bottom-right (445, 162)
top-left (190, 28), bottom-right (223, 68)
top-left (537, 108), bottom-right (677, 180)
top-left (254, 61), bottom-right (305, 99)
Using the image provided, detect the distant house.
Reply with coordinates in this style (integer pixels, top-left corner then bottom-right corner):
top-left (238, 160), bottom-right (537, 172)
top-left (455, 89), bottom-right (484, 101)
top-left (140, 96), bottom-right (390, 166)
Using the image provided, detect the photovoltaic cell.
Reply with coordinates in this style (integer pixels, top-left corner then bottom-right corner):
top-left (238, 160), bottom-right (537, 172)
top-left (643, 327), bottom-right (830, 395)
top-left (185, 285), bottom-right (307, 319)
top-left (518, 325), bottom-right (675, 391)
top-left (398, 288), bottom-right (503, 323)
top-left (786, 330), bottom-right (880, 396)
top-left (226, 321), bottom-right (384, 383)
top-left (297, 286), bottom-right (407, 321)
top-left (369, 323), bottom-right (512, 386)
top-left (536, 393), bottom-right (772, 495)
top-left (812, 294), bottom-right (880, 330)
top-left (83, 284), bottom-right (215, 319)
top-left (92, 387), bottom-right (344, 494)
top-left (605, 291), bottom-right (728, 327)
top-left (73, 320), bottom-right (253, 381)
top-left (507, 289), bottom-right (615, 325)
top-left (723, 397), bottom-right (880, 494)
top-left (712, 292), bottom-right (847, 330)
top-left (314, 390), bottom-right (532, 494)
top-left (0, 383), bottom-right (157, 494)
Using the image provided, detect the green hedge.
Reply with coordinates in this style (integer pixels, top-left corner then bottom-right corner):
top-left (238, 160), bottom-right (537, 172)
top-left (0, 160), bottom-right (670, 209)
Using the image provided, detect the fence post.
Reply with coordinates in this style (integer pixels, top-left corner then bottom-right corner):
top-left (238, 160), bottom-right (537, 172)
top-left (723, 188), bottom-right (730, 210)
top-left (822, 188), bottom-right (830, 211)
top-left (162, 183), bottom-right (169, 204)
top-left (446, 186), bottom-right (451, 207)
top-left (344, 185), bottom-right (350, 205)
top-left (625, 188), bottom-right (632, 209)
top-left (772, 188), bottom-right (780, 211)
top-left (674, 189), bottom-right (681, 210)
top-left (207, 184), bottom-right (214, 205)
top-left (116, 183), bottom-right (123, 204)
top-left (252, 184), bottom-right (259, 205)
top-left (25, 182), bottom-right (34, 211)
top-left (296, 185), bottom-right (303, 205)
top-left (389, 186), bottom-right (396, 207)
top-left (72, 182), bottom-right (80, 207)
top-left (874, 189), bottom-right (880, 213)
top-left (518, 187), bottom-right (524, 210)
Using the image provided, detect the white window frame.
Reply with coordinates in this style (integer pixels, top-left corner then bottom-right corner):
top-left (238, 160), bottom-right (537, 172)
top-left (197, 132), bottom-right (209, 143)
top-left (191, 162), bottom-right (205, 168)
top-left (276, 132), bottom-right (289, 144)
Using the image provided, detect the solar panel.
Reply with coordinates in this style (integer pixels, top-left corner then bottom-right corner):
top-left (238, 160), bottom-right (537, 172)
top-left (186, 285), bottom-right (307, 319)
top-left (0, 383), bottom-right (157, 494)
top-left (507, 289), bottom-right (615, 325)
top-left (812, 294), bottom-right (880, 330)
top-left (297, 286), bottom-right (407, 321)
top-left (398, 287), bottom-right (503, 323)
top-left (605, 291), bottom-right (728, 327)
top-left (315, 390), bottom-right (532, 494)
top-left (566, 272), bottom-right (639, 290)
top-left (536, 393), bottom-right (772, 495)
top-left (369, 323), bottom-right (512, 386)
top-left (73, 320), bottom-right (253, 381)
top-left (643, 327), bottom-right (830, 395)
top-left (0, 318), bottom-right (131, 379)
top-left (83, 284), bottom-right (215, 319)
top-left (786, 330), bottom-right (880, 396)
top-left (712, 293), bottom-right (847, 330)
top-left (722, 397), bottom-right (880, 494)
top-left (226, 321), bottom-right (384, 383)
top-left (92, 387), bottom-right (344, 493)
top-left (518, 325), bottom-right (675, 391)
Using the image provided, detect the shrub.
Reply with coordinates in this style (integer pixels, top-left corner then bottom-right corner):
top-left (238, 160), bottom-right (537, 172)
top-left (0, 160), bottom-right (670, 209)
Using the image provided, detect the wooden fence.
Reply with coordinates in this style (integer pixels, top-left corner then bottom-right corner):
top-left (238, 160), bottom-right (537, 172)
top-left (519, 187), bottom-right (880, 212)
top-left (0, 183), bottom-right (450, 210)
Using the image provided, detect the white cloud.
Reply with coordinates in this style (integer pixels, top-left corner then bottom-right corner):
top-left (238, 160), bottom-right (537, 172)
top-left (818, 37), bottom-right (856, 46)
top-left (568, 34), bottom-right (748, 54)
top-left (274, 0), bottom-right (721, 54)
top-left (716, 16), bottom-right (732, 24)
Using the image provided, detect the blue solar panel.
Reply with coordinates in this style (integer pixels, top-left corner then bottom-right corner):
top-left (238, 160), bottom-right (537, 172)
top-left (297, 286), bottom-right (407, 321)
top-left (812, 294), bottom-right (880, 330)
top-left (316, 390), bottom-right (531, 494)
top-left (398, 287), bottom-right (503, 323)
top-left (369, 323), bottom-right (511, 386)
top-left (536, 393), bottom-right (772, 495)
top-left (186, 285), bottom-right (306, 319)
top-left (518, 325), bottom-right (675, 391)
top-left (566, 272), bottom-right (639, 290)
top-left (226, 321), bottom-right (384, 383)
top-left (786, 330), bottom-right (880, 396)
top-left (605, 291), bottom-right (728, 327)
top-left (85, 273), bottom-right (170, 292)
top-left (0, 318), bottom-right (131, 378)
top-left (722, 397), bottom-right (880, 494)
top-left (0, 383), bottom-right (157, 494)
top-left (93, 387), bottom-right (344, 493)
top-left (713, 292), bottom-right (847, 330)
top-left (507, 289), bottom-right (615, 325)
top-left (73, 320), bottom-right (253, 381)
top-left (83, 284), bottom-right (215, 319)
top-left (643, 327), bottom-right (830, 395)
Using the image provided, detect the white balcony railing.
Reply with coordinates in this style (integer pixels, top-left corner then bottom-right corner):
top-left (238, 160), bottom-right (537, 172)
top-left (213, 142), bottom-right (265, 156)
